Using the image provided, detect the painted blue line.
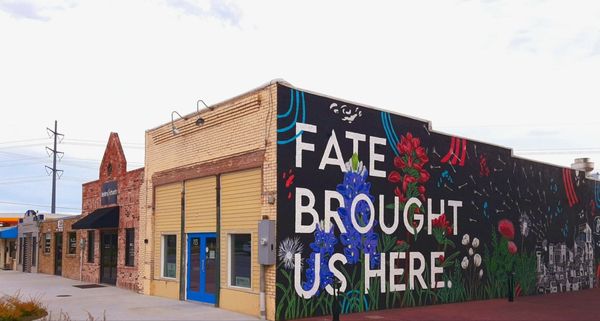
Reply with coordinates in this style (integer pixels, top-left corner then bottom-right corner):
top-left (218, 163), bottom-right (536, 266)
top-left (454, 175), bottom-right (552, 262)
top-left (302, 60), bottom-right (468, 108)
top-left (381, 112), bottom-right (399, 156)
top-left (385, 112), bottom-right (400, 148)
top-left (277, 90), bottom-right (299, 133)
top-left (277, 131), bottom-right (304, 145)
top-left (301, 91), bottom-right (306, 123)
top-left (277, 88), bottom-right (294, 119)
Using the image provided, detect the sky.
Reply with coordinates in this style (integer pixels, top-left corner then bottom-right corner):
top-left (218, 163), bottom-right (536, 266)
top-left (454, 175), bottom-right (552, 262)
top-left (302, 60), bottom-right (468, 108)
top-left (0, 0), bottom-right (599, 214)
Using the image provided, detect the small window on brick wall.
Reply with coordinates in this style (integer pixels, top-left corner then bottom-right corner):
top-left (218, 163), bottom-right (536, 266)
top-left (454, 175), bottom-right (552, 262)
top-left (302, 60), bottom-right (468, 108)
top-left (107, 163), bottom-right (113, 176)
top-left (125, 228), bottom-right (135, 267)
top-left (68, 232), bottom-right (77, 255)
top-left (44, 233), bottom-right (51, 254)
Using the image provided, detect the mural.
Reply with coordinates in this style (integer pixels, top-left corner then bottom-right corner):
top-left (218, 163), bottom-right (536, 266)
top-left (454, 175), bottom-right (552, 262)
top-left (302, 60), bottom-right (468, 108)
top-left (275, 85), bottom-right (599, 320)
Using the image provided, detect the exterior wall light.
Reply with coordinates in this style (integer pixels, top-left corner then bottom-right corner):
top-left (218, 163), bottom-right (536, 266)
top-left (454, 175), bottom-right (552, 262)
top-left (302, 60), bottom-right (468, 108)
top-left (195, 99), bottom-right (213, 126)
top-left (171, 111), bottom-right (187, 135)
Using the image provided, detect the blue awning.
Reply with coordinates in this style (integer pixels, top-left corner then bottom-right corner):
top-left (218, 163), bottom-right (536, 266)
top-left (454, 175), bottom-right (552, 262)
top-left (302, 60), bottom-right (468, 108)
top-left (0, 226), bottom-right (17, 239)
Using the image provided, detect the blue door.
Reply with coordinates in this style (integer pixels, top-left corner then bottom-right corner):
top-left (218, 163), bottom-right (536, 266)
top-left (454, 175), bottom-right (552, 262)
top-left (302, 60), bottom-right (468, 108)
top-left (187, 233), bottom-right (217, 303)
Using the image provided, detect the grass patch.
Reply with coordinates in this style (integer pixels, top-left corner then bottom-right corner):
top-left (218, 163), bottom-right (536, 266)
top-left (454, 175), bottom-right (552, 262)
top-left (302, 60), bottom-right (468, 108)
top-left (0, 293), bottom-right (47, 321)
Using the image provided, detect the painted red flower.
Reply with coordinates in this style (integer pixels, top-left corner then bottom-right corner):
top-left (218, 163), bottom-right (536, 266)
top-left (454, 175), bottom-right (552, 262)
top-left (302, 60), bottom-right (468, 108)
top-left (415, 147), bottom-right (429, 163)
top-left (418, 170), bottom-right (430, 183)
top-left (507, 241), bottom-right (518, 255)
top-left (394, 187), bottom-right (407, 203)
top-left (432, 213), bottom-right (447, 228)
top-left (388, 171), bottom-right (401, 183)
top-left (418, 185), bottom-right (426, 195)
top-left (394, 156), bottom-right (405, 169)
top-left (438, 254), bottom-right (445, 265)
top-left (498, 219), bottom-right (515, 240)
top-left (396, 240), bottom-right (405, 246)
top-left (446, 226), bottom-right (453, 235)
top-left (402, 175), bottom-right (417, 192)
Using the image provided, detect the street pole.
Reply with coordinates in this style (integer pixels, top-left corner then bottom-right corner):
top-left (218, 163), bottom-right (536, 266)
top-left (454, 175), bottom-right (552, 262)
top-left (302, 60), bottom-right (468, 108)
top-left (46, 120), bottom-right (63, 214)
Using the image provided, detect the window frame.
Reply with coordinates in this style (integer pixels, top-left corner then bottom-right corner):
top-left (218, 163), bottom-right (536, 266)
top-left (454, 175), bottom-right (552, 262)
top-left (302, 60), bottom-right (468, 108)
top-left (87, 230), bottom-right (95, 263)
top-left (161, 234), bottom-right (177, 279)
top-left (228, 233), bottom-right (252, 289)
top-left (125, 228), bottom-right (135, 267)
top-left (67, 232), bottom-right (77, 255)
top-left (44, 233), bottom-right (51, 254)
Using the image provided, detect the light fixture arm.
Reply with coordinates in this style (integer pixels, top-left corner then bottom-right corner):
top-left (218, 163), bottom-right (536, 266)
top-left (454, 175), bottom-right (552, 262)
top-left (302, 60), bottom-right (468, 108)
top-left (197, 99), bottom-right (214, 113)
top-left (171, 110), bottom-right (187, 135)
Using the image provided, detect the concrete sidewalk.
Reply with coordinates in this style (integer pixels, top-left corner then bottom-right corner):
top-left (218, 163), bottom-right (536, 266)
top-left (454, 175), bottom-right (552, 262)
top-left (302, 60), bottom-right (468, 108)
top-left (0, 270), bottom-right (258, 321)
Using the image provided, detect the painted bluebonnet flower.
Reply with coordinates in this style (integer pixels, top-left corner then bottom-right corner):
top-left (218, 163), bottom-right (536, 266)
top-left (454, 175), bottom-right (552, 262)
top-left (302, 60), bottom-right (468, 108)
top-left (336, 155), bottom-right (380, 268)
top-left (304, 223), bottom-right (336, 292)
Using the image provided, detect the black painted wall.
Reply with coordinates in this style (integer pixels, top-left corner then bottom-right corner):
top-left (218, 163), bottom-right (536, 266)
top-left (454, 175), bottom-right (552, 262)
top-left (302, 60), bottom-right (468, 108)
top-left (275, 84), bottom-right (599, 320)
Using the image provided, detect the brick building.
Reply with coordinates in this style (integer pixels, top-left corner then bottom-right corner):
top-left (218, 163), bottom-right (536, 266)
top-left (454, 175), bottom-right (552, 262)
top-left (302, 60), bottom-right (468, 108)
top-left (72, 132), bottom-right (144, 292)
top-left (38, 216), bottom-right (82, 279)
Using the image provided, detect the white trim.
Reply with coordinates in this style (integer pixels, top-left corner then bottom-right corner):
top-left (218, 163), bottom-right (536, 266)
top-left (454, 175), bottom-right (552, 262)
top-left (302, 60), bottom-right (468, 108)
top-left (160, 233), bottom-right (177, 279)
top-left (227, 233), bottom-right (252, 289)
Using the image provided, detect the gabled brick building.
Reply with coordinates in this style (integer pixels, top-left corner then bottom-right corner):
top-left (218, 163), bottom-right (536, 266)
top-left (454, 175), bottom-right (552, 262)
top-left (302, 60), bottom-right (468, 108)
top-left (72, 132), bottom-right (144, 292)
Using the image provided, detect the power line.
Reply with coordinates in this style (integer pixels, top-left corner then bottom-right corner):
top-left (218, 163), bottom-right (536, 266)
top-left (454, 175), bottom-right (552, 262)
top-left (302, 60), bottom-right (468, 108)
top-left (0, 200), bottom-right (81, 211)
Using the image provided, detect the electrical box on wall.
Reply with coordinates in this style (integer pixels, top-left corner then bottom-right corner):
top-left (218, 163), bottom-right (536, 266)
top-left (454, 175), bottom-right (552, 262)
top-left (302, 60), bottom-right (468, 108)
top-left (258, 220), bottom-right (276, 265)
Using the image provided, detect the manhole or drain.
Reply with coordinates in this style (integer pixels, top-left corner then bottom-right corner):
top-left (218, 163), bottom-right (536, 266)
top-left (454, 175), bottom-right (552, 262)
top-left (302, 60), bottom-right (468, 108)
top-left (73, 284), bottom-right (106, 289)
top-left (56, 295), bottom-right (71, 298)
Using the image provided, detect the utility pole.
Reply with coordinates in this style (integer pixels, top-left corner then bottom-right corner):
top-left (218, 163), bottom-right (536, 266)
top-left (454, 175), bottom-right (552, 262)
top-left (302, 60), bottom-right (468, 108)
top-left (46, 120), bottom-right (63, 214)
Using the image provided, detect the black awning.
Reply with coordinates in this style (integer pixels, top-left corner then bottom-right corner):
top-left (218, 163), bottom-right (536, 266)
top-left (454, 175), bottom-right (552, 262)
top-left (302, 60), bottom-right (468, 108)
top-left (72, 206), bottom-right (119, 229)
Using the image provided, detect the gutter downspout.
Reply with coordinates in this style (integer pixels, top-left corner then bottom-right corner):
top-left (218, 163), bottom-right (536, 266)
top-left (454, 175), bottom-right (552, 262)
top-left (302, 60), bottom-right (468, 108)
top-left (179, 183), bottom-right (186, 301)
top-left (215, 174), bottom-right (221, 307)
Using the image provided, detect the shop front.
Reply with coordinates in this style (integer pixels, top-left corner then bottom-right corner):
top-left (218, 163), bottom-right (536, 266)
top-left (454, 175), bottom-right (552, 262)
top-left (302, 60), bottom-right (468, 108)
top-left (38, 216), bottom-right (82, 279)
top-left (141, 82), bottom-right (278, 319)
top-left (72, 133), bottom-right (143, 291)
top-left (0, 226), bottom-right (17, 270)
top-left (16, 210), bottom-right (43, 273)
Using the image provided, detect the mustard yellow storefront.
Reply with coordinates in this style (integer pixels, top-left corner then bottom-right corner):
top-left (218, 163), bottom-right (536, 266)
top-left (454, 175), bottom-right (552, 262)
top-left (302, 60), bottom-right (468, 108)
top-left (140, 82), bottom-right (278, 319)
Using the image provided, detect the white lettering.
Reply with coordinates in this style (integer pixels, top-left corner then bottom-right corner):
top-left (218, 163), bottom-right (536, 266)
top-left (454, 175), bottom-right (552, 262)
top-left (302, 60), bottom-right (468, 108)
top-left (369, 136), bottom-right (386, 178)
top-left (295, 122), bottom-right (317, 168)
top-left (350, 194), bottom-right (375, 234)
top-left (319, 130), bottom-right (346, 172)
top-left (295, 188), bottom-right (319, 234)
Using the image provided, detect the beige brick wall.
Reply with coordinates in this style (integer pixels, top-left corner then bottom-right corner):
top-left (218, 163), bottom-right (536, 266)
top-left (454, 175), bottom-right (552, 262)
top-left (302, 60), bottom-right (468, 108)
top-left (140, 83), bottom-right (278, 319)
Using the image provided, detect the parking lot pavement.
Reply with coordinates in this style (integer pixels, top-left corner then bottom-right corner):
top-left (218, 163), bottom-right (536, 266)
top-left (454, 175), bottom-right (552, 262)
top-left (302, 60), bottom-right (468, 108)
top-left (0, 270), bottom-right (258, 321)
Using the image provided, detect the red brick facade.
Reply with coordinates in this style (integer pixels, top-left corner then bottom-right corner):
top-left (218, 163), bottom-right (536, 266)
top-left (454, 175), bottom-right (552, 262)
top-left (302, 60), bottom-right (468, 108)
top-left (79, 133), bottom-right (144, 292)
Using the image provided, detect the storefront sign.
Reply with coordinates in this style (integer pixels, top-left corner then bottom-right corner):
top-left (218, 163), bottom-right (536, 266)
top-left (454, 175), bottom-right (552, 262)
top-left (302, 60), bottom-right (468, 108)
top-left (57, 220), bottom-right (63, 232)
top-left (275, 85), bottom-right (599, 320)
top-left (101, 181), bottom-right (118, 206)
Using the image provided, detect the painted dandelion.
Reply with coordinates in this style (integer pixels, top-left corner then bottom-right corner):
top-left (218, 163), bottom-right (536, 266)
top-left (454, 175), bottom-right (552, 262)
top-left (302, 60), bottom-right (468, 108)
top-left (278, 236), bottom-right (303, 270)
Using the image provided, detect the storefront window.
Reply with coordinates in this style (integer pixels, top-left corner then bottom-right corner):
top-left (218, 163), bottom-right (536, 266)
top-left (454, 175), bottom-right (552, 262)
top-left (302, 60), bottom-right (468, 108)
top-left (44, 233), bottom-right (51, 254)
top-left (125, 228), bottom-right (134, 267)
top-left (87, 231), bottom-right (94, 263)
top-left (230, 234), bottom-right (251, 288)
top-left (68, 232), bottom-right (77, 255)
top-left (31, 237), bottom-right (36, 266)
top-left (162, 235), bottom-right (176, 278)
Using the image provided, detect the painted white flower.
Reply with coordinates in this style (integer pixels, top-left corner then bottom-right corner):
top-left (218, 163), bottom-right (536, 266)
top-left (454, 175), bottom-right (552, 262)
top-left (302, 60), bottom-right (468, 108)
top-left (461, 256), bottom-right (469, 270)
top-left (469, 248), bottom-right (474, 256)
top-left (462, 234), bottom-right (470, 246)
top-left (472, 237), bottom-right (479, 249)
top-left (447, 280), bottom-right (453, 288)
top-left (278, 237), bottom-right (303, 270)
top-left (474, 254), bottom-right (482, 267)
top-left (479, 269), bottom-right (484, 279)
